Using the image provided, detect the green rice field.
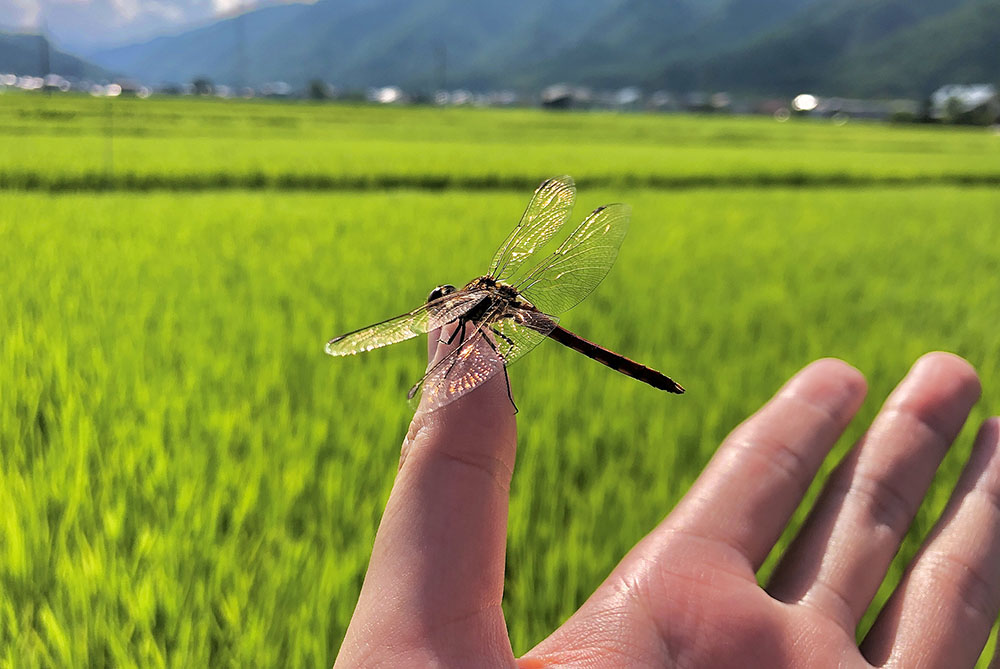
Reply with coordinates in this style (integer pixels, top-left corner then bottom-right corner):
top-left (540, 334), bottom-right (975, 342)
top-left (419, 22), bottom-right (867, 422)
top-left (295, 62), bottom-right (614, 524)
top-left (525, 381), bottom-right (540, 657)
top-left (2, 93), bottom-right (999, 666)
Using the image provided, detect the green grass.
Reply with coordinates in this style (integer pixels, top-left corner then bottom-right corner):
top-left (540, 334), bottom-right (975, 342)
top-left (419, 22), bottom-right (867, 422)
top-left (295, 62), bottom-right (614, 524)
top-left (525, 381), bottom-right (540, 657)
top-left (2, 95), bottom-right (1000, 666)
top-left (2, 95), bottom-right (1000, 190)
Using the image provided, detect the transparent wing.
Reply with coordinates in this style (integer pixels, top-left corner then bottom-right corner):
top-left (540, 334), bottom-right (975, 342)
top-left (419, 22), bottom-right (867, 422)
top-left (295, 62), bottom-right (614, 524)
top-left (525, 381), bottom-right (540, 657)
top-left (324, 289), bottom-right (489, 356)
top-left (408, 308), bottom-right (558, 411)
top-left (409, 330), bottom-right (505, 411)
top-left (488, 176), bottom-right (576, 281)
top-left (407, 315), bottom-right (504, 411)
top-left (489, 308), bottom-right (559, 368)
top-left (516, 204), bottom-right (630, 316)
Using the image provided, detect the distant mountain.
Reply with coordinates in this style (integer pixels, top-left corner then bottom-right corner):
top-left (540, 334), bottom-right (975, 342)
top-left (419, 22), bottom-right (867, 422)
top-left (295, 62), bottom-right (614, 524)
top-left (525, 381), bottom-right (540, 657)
top-left (0, 32), bottom-right (112, 80)
top-left (658, 0), bottom-right (1000, 96)
top-left (90, 2), bottom-right (311, 87)
top-left (92, 0), bottom-right (622, 89)
top-left (530, 0), bottom-right (824, 89)
top-left (89, 0), bottom-right (1000, 96)
top-left (829, 0), bottom-right (1000, 96)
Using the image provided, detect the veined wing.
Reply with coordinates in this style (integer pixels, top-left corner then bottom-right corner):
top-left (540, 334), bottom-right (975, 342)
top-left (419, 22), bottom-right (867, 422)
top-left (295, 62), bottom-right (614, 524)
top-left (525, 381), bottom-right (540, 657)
top-left (407, 307), bottom-right (504, 410)
top-left (408, 307), bottom-right (559, 411)
top-left (410, 330), bottom-right (504, 411)
top-left (489, 307), bottom-right (559, 368)
top-left (516, 204), bottom-right (630, 316)
top-left (325, 289), bottom-right (490, 356)
top-left (488, 176), bottom-right (576, 282)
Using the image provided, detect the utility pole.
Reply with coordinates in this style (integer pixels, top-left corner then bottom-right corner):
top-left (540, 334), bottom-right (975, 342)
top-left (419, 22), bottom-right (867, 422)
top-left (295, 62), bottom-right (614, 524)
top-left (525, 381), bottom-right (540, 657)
top-left (39, 17), bottom-right (51, 94)
top-left (436, 43), bottom-right (447, 92)
top-left (105, 97), bottom-right (114, 176)
top-left (235, 7), bottom-right (247, 93)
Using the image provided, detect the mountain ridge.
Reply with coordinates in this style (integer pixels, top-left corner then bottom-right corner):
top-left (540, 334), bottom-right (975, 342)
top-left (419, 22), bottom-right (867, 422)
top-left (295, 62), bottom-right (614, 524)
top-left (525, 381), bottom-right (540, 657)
top-left (0, 32), bottom-right (113, 80)
top-left (655, 0), bottom-right (999, 95)
top-left (5, 0), bottom-right (996, 97)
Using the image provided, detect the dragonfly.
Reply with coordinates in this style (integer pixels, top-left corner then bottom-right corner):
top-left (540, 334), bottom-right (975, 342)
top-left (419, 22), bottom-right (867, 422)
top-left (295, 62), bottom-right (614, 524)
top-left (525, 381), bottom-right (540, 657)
top-left (325, 175), bottom-right (684, 411)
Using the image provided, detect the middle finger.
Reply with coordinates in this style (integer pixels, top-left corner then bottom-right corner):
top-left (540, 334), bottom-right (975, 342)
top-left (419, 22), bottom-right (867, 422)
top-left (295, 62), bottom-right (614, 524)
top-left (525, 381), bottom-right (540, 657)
top-left (767, 352), bottom-right (981, 633)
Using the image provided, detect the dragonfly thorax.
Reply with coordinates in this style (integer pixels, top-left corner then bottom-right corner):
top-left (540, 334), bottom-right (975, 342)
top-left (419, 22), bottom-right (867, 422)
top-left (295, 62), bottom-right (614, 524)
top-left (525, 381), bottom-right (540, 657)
top-left (451, 276), bottom-right (526, 323)
top-left (469, 276), bottom-right (524, 304)
top-left (463, 276), bottom-right (518, 298)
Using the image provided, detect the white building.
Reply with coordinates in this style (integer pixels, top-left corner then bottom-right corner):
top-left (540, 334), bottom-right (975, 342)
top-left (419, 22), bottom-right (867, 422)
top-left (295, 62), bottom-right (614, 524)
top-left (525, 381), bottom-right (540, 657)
top-left (930, 84), bottom-right (1000, 122)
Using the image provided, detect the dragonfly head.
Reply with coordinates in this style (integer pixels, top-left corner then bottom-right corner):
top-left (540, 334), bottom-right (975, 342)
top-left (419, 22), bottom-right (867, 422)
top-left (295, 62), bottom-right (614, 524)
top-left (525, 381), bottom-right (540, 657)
top-left (426, 284), bottom-right (456, 303)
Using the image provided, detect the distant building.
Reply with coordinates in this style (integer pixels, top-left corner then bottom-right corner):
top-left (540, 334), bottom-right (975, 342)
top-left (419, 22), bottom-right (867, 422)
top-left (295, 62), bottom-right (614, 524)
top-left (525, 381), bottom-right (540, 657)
top-left (367, 86), bottom-right (405, 104)
top-left (785, 95), bottom-right (920, 121)
top-left (647, 90), bottom-right (680, 111)
top-left (114, 80), bottom-right (151, 97)
top-left (613, 86), bottom-right (642, 110)
top-left (754, 99), bottom-right (788, 117)
top-left (43, 74), bottom-right (71, 92)
top-left (540, 84), bottom-right (591, 110)
top-left (260, 81), bottom-right (293, 98)
top-left (930, 84), bottom-right (1000, 125)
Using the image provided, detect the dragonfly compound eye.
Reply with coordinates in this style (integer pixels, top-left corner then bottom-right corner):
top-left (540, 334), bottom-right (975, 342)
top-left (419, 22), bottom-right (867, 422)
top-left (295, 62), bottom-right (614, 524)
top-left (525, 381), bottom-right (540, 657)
top-left (427, 284), bottom-right (456, 302)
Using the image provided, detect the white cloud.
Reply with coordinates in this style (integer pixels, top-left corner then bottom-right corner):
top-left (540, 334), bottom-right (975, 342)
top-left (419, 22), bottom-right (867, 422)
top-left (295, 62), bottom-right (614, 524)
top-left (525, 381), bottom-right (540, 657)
top-left (0, 0), bottom-right (294, 50)
top-left (110, 0), bottom-right (141, 22)
top-left (3, 0), bottom-right (42, 29)
top-left (212, 0), bottom-right (243, 15)
top-left (144, 0), bottom-right (184, 21)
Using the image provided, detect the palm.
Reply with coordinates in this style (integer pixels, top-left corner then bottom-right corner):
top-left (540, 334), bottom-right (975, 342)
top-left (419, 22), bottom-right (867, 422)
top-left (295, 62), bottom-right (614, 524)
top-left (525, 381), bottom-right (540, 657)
top-left (540, 538), bottom-right (860, 667)
top-left (337, 345), bottom-right (1000, 668)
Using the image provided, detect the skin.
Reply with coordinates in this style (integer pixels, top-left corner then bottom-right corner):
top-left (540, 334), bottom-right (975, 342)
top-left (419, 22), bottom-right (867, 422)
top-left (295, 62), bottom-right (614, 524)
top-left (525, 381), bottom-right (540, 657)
top-left (335, 334), bottom-right (1000, 668)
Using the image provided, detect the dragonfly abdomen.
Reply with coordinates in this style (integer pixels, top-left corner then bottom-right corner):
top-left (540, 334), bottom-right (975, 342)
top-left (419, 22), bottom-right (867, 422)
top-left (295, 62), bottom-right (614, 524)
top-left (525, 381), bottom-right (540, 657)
top-left (547, 325), bottom-right (685, 394)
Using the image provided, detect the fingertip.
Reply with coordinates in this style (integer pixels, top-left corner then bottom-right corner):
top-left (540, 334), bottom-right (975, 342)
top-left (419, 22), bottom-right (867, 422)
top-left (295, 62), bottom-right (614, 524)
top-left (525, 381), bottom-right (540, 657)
top-left (780, 358), bottom-right (868, 422)
top-left (948, 418), bottom-right (1000, 497)
top-left (876, 352), bottom-right (982, 449)
top-left (972, 418), bottom-right (1000, 489)
top-left (890, 352), bottom-right (982, 420)
top-left (805, 357), bottom-right (868, 395)
top-left (909, 352), bottom-right (982, 401)
top-left (976, 417), bottom-right (1000, 450)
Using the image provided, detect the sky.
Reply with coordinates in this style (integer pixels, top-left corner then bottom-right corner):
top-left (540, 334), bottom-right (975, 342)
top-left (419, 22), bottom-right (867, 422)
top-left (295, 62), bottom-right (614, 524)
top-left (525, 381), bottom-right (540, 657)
top-left (0, 0), bottom-right (275, 52)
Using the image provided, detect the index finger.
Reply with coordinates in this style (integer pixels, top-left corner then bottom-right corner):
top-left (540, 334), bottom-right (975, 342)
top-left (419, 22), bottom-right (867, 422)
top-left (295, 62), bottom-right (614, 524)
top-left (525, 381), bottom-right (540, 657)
top-left (336, 324), bottom-right (518, 666)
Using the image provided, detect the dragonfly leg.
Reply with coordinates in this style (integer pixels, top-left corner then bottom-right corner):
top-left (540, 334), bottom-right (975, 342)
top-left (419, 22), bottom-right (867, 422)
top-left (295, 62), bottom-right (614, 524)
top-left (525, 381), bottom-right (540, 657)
top-left (483, 331), bottom-right (518, 413)
top-left (442, 322), bottom-right (470, 379)
top-left (444, 318), bottom-right (468, 346)
top-left (492, 327), bottom-right (517, 358)
top-left (503, 368), bottom-right (518, 414)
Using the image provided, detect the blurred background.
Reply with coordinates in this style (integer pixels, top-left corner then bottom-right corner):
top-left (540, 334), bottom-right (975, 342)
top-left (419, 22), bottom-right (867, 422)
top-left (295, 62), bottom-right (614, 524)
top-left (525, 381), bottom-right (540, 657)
top-left (2, 0), bottom-right (999, 666)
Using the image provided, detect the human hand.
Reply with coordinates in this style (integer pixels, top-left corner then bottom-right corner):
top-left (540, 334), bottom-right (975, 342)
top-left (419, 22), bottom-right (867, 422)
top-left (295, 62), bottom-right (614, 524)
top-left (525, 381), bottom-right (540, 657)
top-left (335, 346), bottom-right (1000, 668)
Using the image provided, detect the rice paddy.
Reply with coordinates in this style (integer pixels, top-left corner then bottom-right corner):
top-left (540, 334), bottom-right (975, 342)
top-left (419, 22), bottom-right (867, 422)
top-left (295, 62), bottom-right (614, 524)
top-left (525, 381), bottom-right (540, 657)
top-left (1, 93), bottom-right (998, 666)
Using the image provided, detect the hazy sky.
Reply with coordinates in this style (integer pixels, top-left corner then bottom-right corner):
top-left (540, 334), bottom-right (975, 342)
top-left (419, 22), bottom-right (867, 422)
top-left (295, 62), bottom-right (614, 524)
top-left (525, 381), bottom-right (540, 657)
top-left (1, 0), bottom-right (274, 51)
